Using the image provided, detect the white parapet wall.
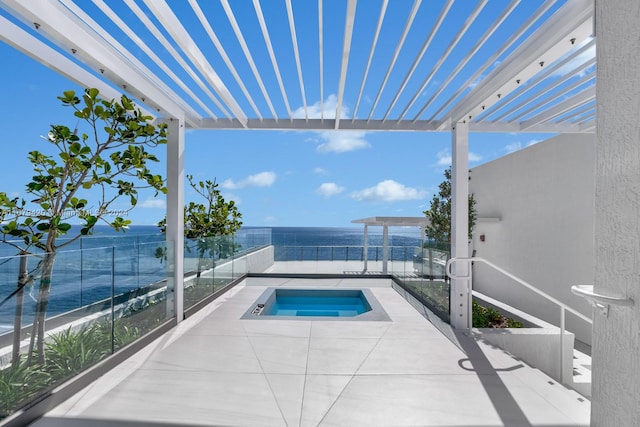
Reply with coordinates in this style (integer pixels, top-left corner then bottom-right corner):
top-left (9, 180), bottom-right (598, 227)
top-left (469, 133), bottom-right (595, 346)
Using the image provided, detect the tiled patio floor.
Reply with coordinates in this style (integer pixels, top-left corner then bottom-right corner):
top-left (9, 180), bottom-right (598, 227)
top-left (31, 276), bottom-right (590, 426)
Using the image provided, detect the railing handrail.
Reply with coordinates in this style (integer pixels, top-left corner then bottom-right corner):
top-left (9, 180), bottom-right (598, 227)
top-left (277, 244), bottom-right (416, 248)
top-left (446, 257), bottom-right (592, 324)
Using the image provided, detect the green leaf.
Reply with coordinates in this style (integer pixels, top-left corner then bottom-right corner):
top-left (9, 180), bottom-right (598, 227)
top-left (87, 88), bottom-right (100, 98)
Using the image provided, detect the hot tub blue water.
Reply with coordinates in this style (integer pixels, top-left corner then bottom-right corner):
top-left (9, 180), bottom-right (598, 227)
top-left (262, 289), bottom-right (372, 317)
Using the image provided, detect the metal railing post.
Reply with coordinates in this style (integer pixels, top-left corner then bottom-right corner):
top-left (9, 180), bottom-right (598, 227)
top-left (560, 306), bottom-right (565, 384)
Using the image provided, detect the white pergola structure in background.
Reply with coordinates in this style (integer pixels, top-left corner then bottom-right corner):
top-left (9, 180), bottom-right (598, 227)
top-left (0, 0), bottom-right (596, 331)
top-left (352, 216), bottom-right (429, 274)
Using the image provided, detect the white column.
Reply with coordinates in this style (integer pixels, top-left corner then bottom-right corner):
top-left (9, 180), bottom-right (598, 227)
top-left (451, 121), bottom-right (470, 330)
top-left (166, 117), bottom-right (185, 322)
top-left (592, 1), bottom-right (640, 424)
top-left (382, 225), bottom-right (389, 274)
top-left (363, 224), bottom-right (368, 272)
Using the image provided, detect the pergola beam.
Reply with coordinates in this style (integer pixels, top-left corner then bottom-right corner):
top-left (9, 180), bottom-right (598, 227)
top-left (1, 0), bottom-right (198, 125)
top-left (448, 0), bottom-right (594, 124)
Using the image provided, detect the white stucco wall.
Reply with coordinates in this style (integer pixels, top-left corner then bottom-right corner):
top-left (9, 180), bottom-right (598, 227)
top-left (469, 133), bottom-right (595, 345)
top-left (592, 1), bottom-right (640, 425)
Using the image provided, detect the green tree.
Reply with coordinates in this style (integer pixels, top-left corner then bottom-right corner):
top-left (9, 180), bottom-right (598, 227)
top-left (158, 175), bottom-right (242, 284)
top-left (423, 167), bottom-right (477, 247)
top-left (0, 88), bottom-right (167, 365)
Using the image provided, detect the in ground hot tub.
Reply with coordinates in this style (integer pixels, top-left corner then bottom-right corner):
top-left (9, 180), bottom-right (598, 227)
top-left (242, 288), bottom-right (390, 321)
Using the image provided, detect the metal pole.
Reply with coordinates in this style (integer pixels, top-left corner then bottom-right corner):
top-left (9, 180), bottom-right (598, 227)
top-left (382, 225), bottom-right (389, 274)
top-left (111, 246), bottom-right (115, 355)
top-left (560, 306), bottom-right (566, 384)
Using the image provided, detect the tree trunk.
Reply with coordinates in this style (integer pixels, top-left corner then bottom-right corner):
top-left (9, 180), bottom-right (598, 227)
top-left (26, 252), bottom-right (55, 366)
top-left (11, 252), bottom-right (28, 364)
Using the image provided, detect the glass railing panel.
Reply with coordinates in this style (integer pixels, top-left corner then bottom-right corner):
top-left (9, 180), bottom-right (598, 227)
top-left (214, 256), bottom-right (234, 289)
top-left (113, 240), bottom-right (171, 341)
top-left (183, 237), bottom-right (216, 310)
top-left (388, 242), bottom-right (451, 321)
top-left (234, 227), bottom-right (271, 249)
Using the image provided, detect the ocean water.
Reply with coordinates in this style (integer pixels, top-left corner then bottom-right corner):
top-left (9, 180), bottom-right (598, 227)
top-left (0, 225), bottom-right (423, 332)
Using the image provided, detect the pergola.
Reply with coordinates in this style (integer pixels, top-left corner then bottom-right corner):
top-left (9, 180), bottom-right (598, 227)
top-left (352, 216), bottom-right (429, 274)
top-left (0, 0), bottom-right (596, 330)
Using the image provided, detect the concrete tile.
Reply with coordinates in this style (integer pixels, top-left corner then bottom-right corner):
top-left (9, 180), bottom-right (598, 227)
top-left (380, 322), bottom-right (447, 339)
top-left (245, 277), bottom-right (292, 287)
top-left (248, 336), bottom-right (310, 374)
top-left (319, 374), bottom-right (504, 427)
top-left (243, 319), bottom-right (312, 337)
top-left (310, 321), bottom-right (391, 339)
top-left (266, 374), bottom-right (306, 427)
top-left (357, 335), bottom-right (471, 375)
top-left (300, 375), bottom-right (353, 427)
top-left (490, 373), bottom-right (587, 426)
top-left (335, 278), bottom-right (391, 287)
top-left (143, 334), bottom-right (263, 374)
top-left (75, 370), bottom-right (287, 426)
top-left (307, 337), bottom-right (380, 375)
top-left (497, 370), bottom-right (590, 424)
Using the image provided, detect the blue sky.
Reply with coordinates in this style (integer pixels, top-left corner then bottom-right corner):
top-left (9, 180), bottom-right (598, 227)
top-left (0, 4), bottom-right (559, 229)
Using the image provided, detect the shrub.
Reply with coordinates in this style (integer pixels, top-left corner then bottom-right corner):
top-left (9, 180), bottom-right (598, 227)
top-left (0, 359), bottom-right (51, 418)
top-left (44, 326), bottom-right (106, 380)
top-left (472, 300), bottom-right (524, 328)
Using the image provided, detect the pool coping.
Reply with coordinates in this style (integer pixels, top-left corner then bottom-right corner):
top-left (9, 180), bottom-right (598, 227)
top-left (240, 287), bottom-right (391, 321)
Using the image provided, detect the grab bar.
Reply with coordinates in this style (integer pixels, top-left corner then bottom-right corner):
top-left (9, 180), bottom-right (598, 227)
top-left (571, 284), bottom-right (634, 317)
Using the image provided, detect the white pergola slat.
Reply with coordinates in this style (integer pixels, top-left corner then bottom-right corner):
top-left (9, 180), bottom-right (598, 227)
top-left (286, 0), bottom-right (308, 120)
top-left (252, 0), bottom-right (293, 120)
top-left (402, 0), bottom-right (489, 122)
top-left (122, 0), bottom-right (228, 120)
top-left (402, 0), bottom-right (519, 124)
top-left (143, 0), bottom-right (247, 127)
top-left (0, 14), bottom-right (135, 113)
top-left (367, 0), bottom-right (422, 122)
top-left (352, 0), bottom-right (388, 122)
top-left (0, 0), bottom-right (595, 133)
top-left (334, 0), bottom-right (357, 128)
top-left (387, 0), bottom-right (455, 122)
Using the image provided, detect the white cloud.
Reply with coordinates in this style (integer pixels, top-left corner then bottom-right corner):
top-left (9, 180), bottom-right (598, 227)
top-left (316, 182), bottom-right (345, 197)
top-left (469, 153), bottom-right (482, 162)
top-left (262, 215), bottom-right (278, 224)
top-left (351, 180), bottom-right (427, 202)
top-left (293, 95), bottom-right (371, 154)
top-left (527, 139), bottom-right (542, 147)
top-left (505, 139), bottom-right (542, 154)
top-left (316, 131), bottom-right (370, 153)
top-left (435, 149), bottom-right (482, 166)
top-left (223, 192), bottom-right (242, 205)
top-left (505, 142), bottom-right (522, 154)
top-left (293, 94), bottom-right (347, 119)
top-left (436, 150), bottom-right (452, 166)
top-left (139, 198), bottom-right (166, 209)
top-left (314, 167), bottom-right (328, 175)
top-left (221, 171), bottom-right (276, 189)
